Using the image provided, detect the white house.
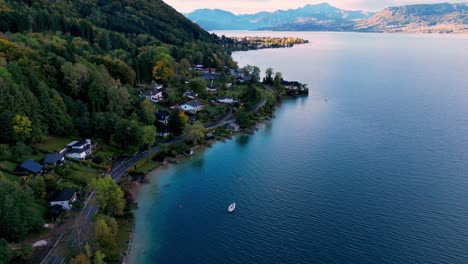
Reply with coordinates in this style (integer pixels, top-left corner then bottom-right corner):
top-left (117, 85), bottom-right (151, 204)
top-left (142, 89), bottom-right (164, 103)
top-left (228, 122), bottom-right (241, 132)
top-left (66, 139), bottom-right (92, 159)
top-left (218, 96), bottom-right (234, 104)
top-left (181, 100), bottom-right (202, 113)
top-left (49, 188), bottom-right (77, 210)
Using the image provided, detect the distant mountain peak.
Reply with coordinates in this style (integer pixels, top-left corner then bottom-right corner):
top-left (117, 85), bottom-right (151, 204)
top-left (355, 2), bottom-right (468, 33)
top-left (185, 3), bottom-right (373, 30)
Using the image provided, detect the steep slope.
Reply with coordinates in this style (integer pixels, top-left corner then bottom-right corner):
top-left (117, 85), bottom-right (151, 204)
top-left (355, 3), bottom-right (468, 33)
top-left (0, 0), bottom-right (233, 145)
top-left (185, 3), bottom-right (374, 30)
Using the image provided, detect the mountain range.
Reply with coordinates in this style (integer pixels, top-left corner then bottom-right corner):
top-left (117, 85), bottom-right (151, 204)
top-left (185, 2), bottom-right (468, 33)
top-left (185, 3), bottom-right (375, 30)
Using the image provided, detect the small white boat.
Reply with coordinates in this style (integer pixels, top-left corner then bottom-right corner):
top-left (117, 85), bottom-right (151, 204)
top-left (228, 202), bottom-right (236, 213)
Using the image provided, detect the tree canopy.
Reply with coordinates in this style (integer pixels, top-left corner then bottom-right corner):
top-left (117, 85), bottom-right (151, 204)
top-left (0, 178), bottom-right (43, 241)
top-left (92, 176), bottom-right (125, 217)
top-left (0, 0), bottom-right (235, 146)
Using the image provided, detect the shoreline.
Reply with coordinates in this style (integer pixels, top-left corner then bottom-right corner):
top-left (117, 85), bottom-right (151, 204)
top-left (124, 119), bottom-right (271, 263)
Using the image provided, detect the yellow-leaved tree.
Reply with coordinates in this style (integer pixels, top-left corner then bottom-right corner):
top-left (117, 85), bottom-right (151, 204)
top-left (152, 58), bottom-right (174, 84)
top-left (13, 115), bottom-right (32, 142)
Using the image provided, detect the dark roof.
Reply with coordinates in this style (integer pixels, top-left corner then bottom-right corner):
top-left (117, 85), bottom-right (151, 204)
top-left (183, 100), bottom-right (201, 108)
top-left (19, 160), bottom-right (44, 174)
top-left (158, 125), bottom-right (170, 133)
top-left (208, 83), bottom-right (218, 89)
top-left (202, 74), bottom-right (215, 81)
top-left (218, 96), bottom-right (233, 100)
top-left (69, 145), bottom-right (90, 154)
top-left (239, 75), bottom-right (252, 81)
top-left (72, 140), bottom-right (89, 148)
top-left (282, 80), bottom-right (301, 86)
top-left (43, 153), bottom-right (64, 164)
top-left (184, 90), bottom-right (198, 97)
top-left (50, 188), bottom-right (77, 202)
top-left (142, 89), bottom-right (162, 97)
top-left (47, 204), bottom-right (63, 219)
top-left (155, 109), bottom-right (170, 121)
top-left (149, 81), bottom-right (163, 90)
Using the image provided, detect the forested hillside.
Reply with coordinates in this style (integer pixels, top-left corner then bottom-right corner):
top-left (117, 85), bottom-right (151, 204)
top-left (0, 0), bottom-right (235, 146)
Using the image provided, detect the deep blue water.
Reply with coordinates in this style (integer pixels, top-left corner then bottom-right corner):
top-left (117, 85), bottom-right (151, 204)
top-left (130, 32), bottom-right (468, 264)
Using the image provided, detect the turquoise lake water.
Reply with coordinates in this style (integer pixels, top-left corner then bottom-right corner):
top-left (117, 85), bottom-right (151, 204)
top-left (129, 32), bottom-right (468, 264)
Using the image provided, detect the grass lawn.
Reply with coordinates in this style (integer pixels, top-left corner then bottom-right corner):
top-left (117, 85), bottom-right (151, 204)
top-left (58, 179), bottom-right (82, 189)
top-left (1, 171), bottom-right (21, 182)
top-left (35, 136), bottom-right (76, 153)
top-left (67, 161), bottom-right (101, 186)
top-left (0, 160), bottom-right (18, 172)
top-left (130, 159), bottom-right (160, 174)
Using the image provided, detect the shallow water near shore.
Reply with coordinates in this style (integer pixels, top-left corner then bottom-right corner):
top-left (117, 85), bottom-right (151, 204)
top-left (129, 32), bottom-right (468, 264)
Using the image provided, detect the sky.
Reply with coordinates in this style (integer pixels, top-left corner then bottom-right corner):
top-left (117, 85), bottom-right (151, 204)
top-left (163, 0), bottom-right (462, 14)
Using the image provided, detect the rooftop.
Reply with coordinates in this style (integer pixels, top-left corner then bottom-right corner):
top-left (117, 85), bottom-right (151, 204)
top-left (43, 153), bottom-right (64, 164)
top-left (19, 160), bottom-right (44, 174)
top-left (155, 109), bottom-right (171, 120)
top-left (183, 100), bottom-right (201, 108)
top-left (50, 188), bottom-right (77, 202)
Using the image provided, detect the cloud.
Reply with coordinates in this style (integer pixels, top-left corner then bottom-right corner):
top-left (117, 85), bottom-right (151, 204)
top-left (164, 0), bottom-right (463, 14)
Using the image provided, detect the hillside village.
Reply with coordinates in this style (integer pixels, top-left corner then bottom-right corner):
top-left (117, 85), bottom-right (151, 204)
top-left (0, 59), bottom-right (307, 262)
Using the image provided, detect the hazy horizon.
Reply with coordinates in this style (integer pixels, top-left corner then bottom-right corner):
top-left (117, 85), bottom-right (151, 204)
top-left (163, 0), bottom-right (466, 14)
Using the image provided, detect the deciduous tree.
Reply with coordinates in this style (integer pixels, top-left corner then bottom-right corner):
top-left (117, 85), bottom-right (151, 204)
top-left (235, 110), bottom-right (251, 128)
top-left (182, 121), bottom-right (206, 146)
top-left (70, 253), bottom-right (90, 264)
top-left (12, 115), bottom-right (32, 142)
top-left (152, 58), bottom-right (174, 84)
top-left (92, 176), bottom-right (125, 216)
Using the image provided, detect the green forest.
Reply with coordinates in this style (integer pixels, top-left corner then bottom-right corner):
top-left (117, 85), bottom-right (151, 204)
top-left (0, 0), bottom-right (247, 262)
top-left (0, 0), bottom-right (236, 147)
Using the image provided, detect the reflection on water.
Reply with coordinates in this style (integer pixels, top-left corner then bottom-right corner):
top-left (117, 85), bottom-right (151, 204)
top-left (192, 157), bottom-right (205, 169)
top-left (236, 134), bottom-right (251, 147)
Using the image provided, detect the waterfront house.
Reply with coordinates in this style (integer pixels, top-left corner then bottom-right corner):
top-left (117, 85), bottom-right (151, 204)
top-left (155, 109), bottom-right (171, 124)
top-left (49, 188), bottom-right (77, 210)
top-left (43, 153), bottom-right (65, 166)
top-left (183, 90), bottom-right (198, 99)
top-left (16, 160), bottom-right (47, 176)
top-left (228, 122), bottom-right (241, 132)
top-left (66, 139), bottom-right (92, 159)
top-left (181, 100), bottom-right (202, 113)
top-left (206, 132), bottom-right (214, 139)
top-left (282, 81), bottom-right (304, 90)
top-left (218, 96), bottom-right (234, 104)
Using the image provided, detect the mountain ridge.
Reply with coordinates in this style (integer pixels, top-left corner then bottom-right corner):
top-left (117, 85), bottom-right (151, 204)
top-left (185, 3), bottom-right (374, 30)
top-left (185, 2), bottom-right (468, 33)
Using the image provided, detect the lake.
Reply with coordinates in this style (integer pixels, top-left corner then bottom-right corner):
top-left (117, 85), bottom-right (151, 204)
top-left (129, 32), bottom-right (468, 264)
